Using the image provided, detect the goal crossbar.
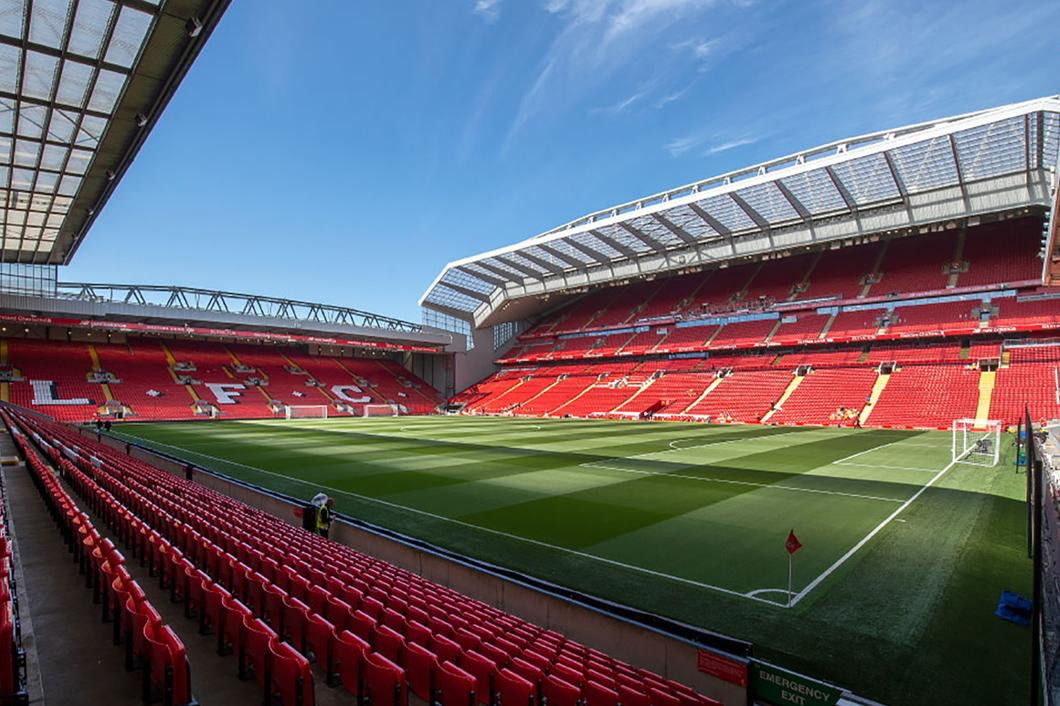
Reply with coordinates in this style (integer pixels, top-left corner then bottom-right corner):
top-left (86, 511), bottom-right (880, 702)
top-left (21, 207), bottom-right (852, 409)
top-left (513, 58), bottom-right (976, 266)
top-left (284, 405), bottom-right (329, 420)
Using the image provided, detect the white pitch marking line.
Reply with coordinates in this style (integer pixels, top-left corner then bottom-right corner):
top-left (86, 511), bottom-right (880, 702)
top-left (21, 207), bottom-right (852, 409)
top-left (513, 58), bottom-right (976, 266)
top-left (831, 436), bottom-right (933, 465)
top-left (833, 462), bottom-right (939, 472)
top-left (789, 456), bottom-right (959, 607)
top-left (116, 434), bottom-right (785, 607)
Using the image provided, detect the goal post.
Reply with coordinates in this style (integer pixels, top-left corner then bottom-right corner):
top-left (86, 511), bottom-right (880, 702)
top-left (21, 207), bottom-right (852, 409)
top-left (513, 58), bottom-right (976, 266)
top-left (284, 405), bottom-right (329, 420)
top-left (363, 403), bottom-right (400, 417)
top-left (952, 418), bottom-right (1002, 467)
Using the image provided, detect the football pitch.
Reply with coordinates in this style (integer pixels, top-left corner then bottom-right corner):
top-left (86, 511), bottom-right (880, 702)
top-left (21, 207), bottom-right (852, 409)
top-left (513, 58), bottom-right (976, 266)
top-left (114, 416), bottom-right (1031, 705)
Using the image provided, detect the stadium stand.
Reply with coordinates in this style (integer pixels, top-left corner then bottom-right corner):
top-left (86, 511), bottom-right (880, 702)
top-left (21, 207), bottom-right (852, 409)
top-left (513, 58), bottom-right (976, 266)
top-left (454, 215), bottom-right (1060, 430)
top-left (2, 407), bottom-right (724, 706)
top-left (0, 338), bottom-right (441, 423)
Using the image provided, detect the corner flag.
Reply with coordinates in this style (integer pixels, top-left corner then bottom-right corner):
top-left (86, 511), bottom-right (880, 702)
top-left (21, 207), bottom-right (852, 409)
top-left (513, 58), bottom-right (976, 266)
top-left (785, 530), bottom-right (802, 555)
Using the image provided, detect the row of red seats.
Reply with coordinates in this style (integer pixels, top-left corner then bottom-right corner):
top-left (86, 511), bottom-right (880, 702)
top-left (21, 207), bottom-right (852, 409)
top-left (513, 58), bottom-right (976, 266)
top-left (5, 415), bottom-right (193, 706)
top-left (8, 409), bottom-right (723, 706)
top-left (0, 454), bottom-right (24, 703)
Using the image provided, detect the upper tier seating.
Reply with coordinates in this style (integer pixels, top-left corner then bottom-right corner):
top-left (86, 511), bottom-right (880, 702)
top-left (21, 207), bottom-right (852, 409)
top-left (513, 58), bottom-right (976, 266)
top-left (869, 231), bottom-right (955, 297)
top-left (958, 217), bottom-right (1043, 287)
top-left (5, 408), bottom-right (723, 706)
top-left (794, 244), bottom-right (881, 302)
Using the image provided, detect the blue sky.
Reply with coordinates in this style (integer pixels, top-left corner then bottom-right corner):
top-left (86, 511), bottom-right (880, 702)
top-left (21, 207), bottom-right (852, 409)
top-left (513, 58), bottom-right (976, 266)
top-left (66, 0), bottom-right (1060, 323)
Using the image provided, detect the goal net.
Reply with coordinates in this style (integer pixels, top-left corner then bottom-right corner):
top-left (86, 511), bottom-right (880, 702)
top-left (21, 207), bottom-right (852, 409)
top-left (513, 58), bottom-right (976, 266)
top-left (284, 405), bottom-right (328, 420)
top-left (363, 403), bottom-right (400, 417)
top-left (952, 418), bottom-right (1001, 467)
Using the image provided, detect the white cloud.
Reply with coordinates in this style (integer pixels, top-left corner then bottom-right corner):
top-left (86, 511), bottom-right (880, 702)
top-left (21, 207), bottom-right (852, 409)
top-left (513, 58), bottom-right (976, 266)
top-left (507, 0), bottom-right (724, 143)
top-left (473, 0), bottom-right (502, 22)
top-left (703, 136), bottom-right (757, 156)
top-left (654, 86), bottom-right (689, 108)
top-left (590, 88), bottom-right (649, 115)
top-left (664, 136), bottom-right (698, 157)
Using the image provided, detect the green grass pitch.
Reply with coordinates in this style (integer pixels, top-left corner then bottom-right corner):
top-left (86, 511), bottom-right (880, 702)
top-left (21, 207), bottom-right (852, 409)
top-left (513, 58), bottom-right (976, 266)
top-left (114, 416), bottom-right (1031, 705)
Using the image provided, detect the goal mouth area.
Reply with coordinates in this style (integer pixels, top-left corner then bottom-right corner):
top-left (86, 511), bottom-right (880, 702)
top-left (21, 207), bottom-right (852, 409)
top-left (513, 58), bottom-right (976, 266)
top-left (951, 418), bottom-right (1002, 467)
top-left (283, 405), bottom-right (329, 420)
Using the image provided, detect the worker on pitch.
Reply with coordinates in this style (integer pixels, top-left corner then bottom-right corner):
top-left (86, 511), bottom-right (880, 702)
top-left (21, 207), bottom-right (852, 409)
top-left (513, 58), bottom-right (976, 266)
top-left (310, 492), bottom-right (335, 538)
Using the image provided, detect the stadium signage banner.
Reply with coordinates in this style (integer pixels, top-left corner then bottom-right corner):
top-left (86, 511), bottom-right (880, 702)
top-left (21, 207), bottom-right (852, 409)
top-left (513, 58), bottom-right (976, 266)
top-left (750, 662), bottom-right (841, 706)
top-left (696, 649), bottom-right (748, 686)
top-left (0, 314), bottom-right (442, 353)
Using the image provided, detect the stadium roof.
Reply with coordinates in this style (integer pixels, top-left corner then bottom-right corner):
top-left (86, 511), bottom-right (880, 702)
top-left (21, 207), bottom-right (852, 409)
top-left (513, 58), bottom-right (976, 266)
top-left (0, 0), bottom-right (229, 265)
top-left (422, 96), bottom-right (1060, 328)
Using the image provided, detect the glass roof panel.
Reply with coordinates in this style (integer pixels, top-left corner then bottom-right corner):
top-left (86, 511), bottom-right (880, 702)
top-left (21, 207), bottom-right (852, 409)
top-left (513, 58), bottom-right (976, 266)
top-left (594, 222), bottom-right (654, 253)
top-left (626, 214), bottom-right (684, 247)
top-left (697, 193), bottom-right (756, 232)
top-left (663, 203), bottom-right (719, 239)
top-left (0, 0), bottom-right (160, 260)
top-left (889, 136), bottom-right (959, 192)
top-left (952, 115), bottom-right (1026, 181)
top-left (441, 268), bottom-right (493, 294)
top-left (1042, 112), bottom-right (1059, 171)
top-left (571, 230), bottom-right (622, 259)
top-left (779, 168), bottom-right (847, 215)
top-left (829, 152), bottom-right (901, 204)
top-left (733, 181), bottom-right (800, 224)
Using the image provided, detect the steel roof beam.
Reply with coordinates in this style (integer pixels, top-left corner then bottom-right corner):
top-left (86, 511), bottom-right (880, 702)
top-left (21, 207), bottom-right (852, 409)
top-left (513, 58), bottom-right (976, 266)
top-left (455, 265), bottom-right (506, 288)
top-left (518, 251), bottom-right (567, 275)
top-left (728, 193), bottom-right (771, 231)
top-left (537, 243), bottom-right (590, 269)
top-left (590, 229), bottom-right (639, 259)
top-left (618, 222), bottom-right (667, 254)
top-left (773, 181), bottom-right (811, 222)
top-left (567, 238), bottom-right (614, 265)
top-left (475, 261), bottom-right (525, 284)
top-left (881, 151), bottom-right (908, 197)
top-left (687, 202), bottom-right (732, 237)
top-left (824, 166), bottom-right (858, 211)
top-left (439, 281), bottom-right (491, 303)
top-left (651, 213), bottom-right (699, 246)
top-left (495, 255), bottom-right (544, 279)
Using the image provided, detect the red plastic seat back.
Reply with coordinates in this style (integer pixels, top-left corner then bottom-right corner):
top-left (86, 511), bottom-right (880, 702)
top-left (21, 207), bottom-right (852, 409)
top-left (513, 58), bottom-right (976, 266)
top-left (364, 651), bottom-right (407, 706)
top-left (334, 629), bottom-right (369, 698)
top-left (372, 623), bottom-right (406, 665)
top-left (269, 638), bottom-right (315, 706)
top-left (585, 681), bottom-right (620, 706)
top-left (617, 685), bottom-right (650, 706)
top-left (542, 674), bottom-right (581, 706)
top-left (438, 660), bottom-right (477, 706)
top-left (306, 613), bottom-right (336, 673)
top-left (459, 650), bottom-right (496, 704)
top-left (403, 640), bottom-right (441, 702)
top-left (497, 667), bottom-right (536, 706)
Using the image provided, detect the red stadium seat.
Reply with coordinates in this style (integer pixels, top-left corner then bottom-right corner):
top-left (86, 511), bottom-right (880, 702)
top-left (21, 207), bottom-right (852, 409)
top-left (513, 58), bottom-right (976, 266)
top-left (403, 640), bottom-right (442, 702)
top-left (496, 667), bottom-right (537, 706)
top-left (438, 660), bottom-right (478, 706)
top-left (334, 629), bottom-right (370, 698)
top-left (364, 651), bottom-right (407, 706)
top-left (542, 674), bottom-right (581, 706)
top-left (269, 638), bottom-right (315, 706)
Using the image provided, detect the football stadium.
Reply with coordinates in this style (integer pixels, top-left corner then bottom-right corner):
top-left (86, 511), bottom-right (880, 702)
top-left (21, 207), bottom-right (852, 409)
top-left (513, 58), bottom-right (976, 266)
top-left (0, 2), bottom-right (1056, 706)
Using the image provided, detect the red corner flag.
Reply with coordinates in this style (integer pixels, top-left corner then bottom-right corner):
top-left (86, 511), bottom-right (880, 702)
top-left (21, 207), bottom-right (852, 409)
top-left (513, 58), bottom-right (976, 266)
top-left (785, 530), bottom-right (802, 555)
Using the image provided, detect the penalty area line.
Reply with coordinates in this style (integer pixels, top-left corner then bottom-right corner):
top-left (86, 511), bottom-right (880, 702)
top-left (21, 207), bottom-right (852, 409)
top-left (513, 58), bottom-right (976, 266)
top-left (120, 435), bottom-right (787, 608)
top-left (789, 456), bottom-right (959, 607)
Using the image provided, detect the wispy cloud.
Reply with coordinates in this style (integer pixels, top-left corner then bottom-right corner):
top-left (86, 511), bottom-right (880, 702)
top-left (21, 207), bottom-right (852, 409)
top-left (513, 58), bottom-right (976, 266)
top-left (473, 0), bottom-right (502, 22)
top-left (654, 86), bottom-right (689, 108)
top-left (505, 0), bottom-right (729, 147)
top-left (664, 136), bottom-right (698, 157)
top-left (703, 136), bottom-right (757, 156)
top-left (590, 89), bottom-right (649, 115)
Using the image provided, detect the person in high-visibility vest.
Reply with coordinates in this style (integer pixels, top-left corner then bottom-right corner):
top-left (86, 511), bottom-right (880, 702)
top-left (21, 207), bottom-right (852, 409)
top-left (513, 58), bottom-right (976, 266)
top-left (316, 497), bottom-right (334, 538)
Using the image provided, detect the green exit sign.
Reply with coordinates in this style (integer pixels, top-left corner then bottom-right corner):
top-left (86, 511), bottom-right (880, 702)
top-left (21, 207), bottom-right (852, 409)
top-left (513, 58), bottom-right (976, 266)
top-left (751, 661), bottom-right (842, 706)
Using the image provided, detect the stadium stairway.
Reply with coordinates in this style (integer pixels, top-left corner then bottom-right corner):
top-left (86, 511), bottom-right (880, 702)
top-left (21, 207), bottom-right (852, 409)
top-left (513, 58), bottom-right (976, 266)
top-left (759, 374), bottom-right (802, 423)
top-left (857, 370), bottom-right (891, 426)
top-left (679, 376), bottom-right (725, 415)
top-left (975, 370), bottom-right (997, 425)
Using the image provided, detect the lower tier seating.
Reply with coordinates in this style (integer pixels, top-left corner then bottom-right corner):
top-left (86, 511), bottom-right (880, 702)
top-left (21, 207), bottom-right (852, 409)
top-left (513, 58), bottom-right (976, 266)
top-left (5, 408), bottom-right (723, 706)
